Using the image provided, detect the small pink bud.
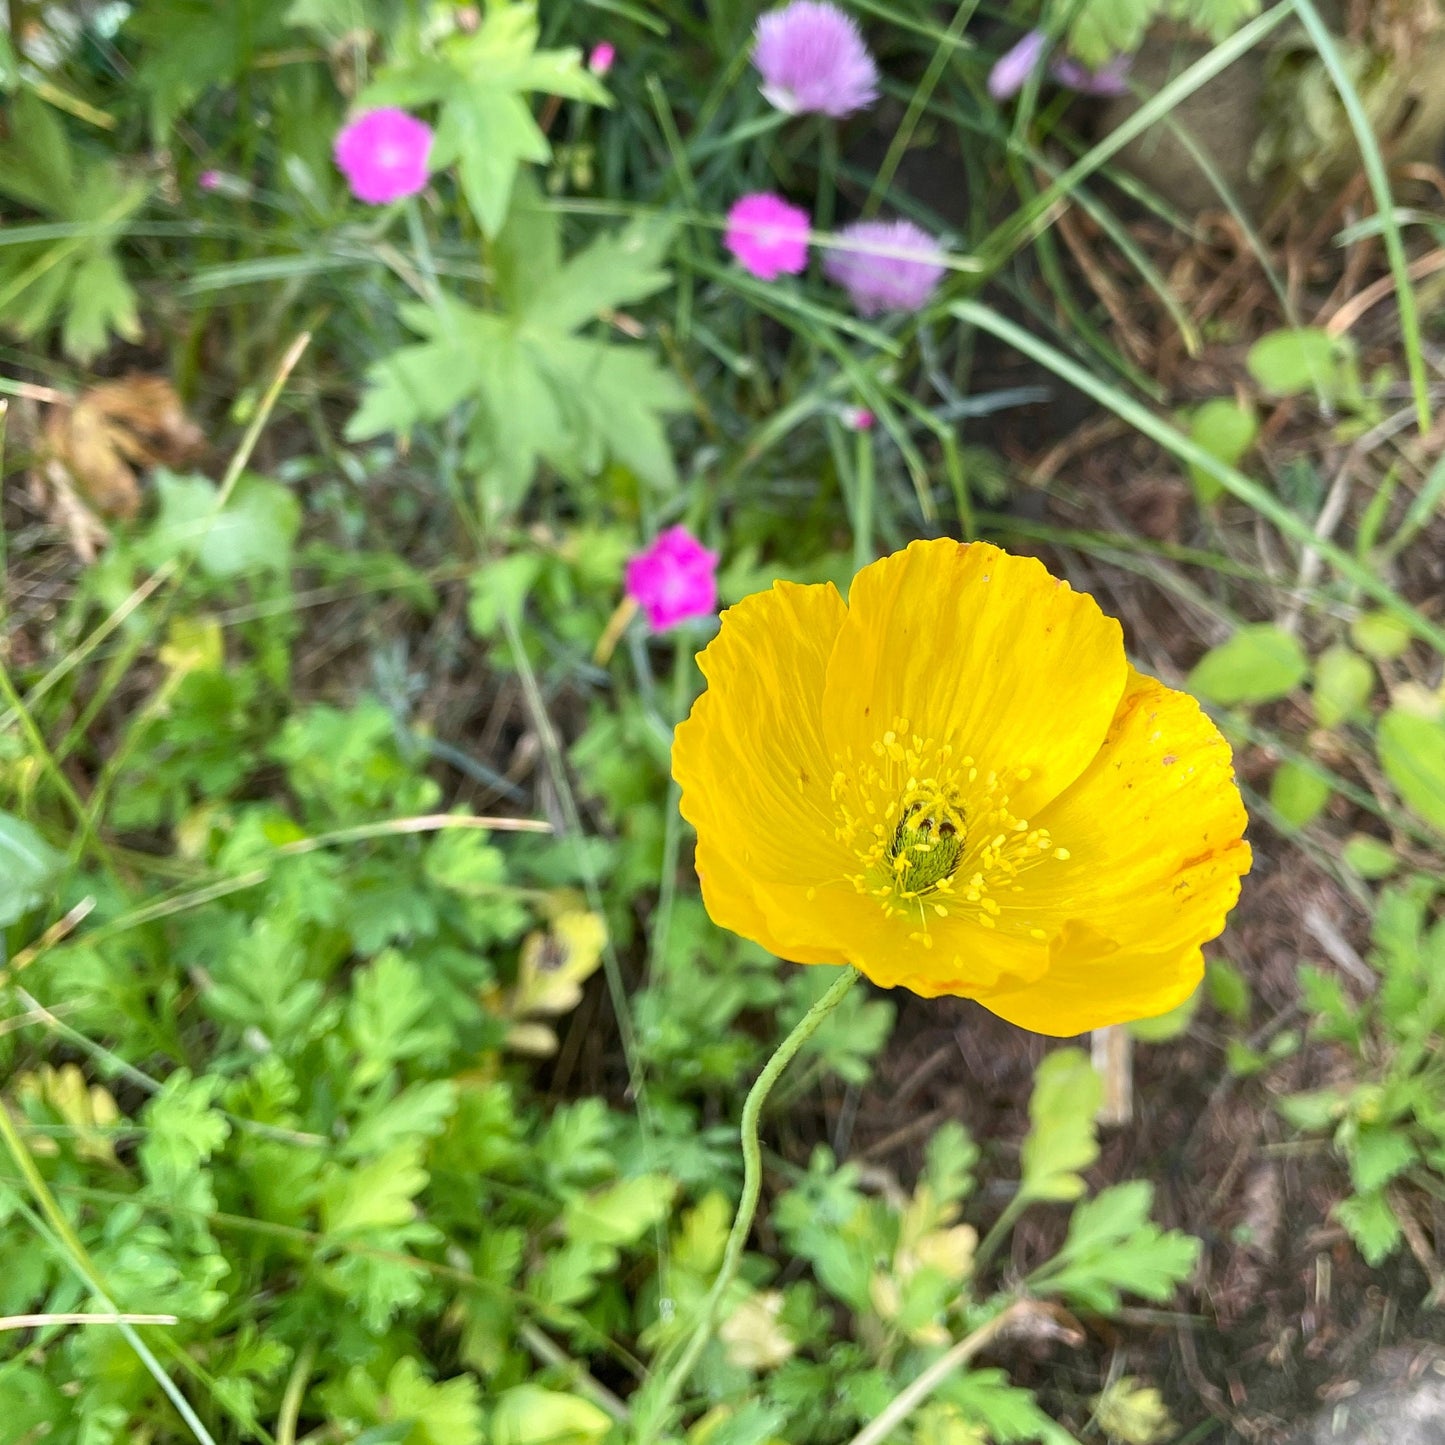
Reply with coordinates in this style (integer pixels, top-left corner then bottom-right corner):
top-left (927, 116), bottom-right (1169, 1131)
top-left (625, 526), bottom-right (719, 632)
top-left (198, 170), bottom-right (222, 191)
top-left (588, 41), bottom-right (616, 76)
top-left (842, 406), bottom-right (875, 431)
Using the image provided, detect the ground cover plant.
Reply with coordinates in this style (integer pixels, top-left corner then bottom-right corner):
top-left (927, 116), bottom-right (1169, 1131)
top-left (4, 1), bottom-right (1445, 1442)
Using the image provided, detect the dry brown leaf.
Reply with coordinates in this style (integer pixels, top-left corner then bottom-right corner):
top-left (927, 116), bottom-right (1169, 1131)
top-left (45, 375), bottom-right (205, 522)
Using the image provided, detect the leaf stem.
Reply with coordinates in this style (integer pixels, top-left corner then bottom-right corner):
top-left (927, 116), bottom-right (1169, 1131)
top-left (634, 966), bottom-right (862, 1444)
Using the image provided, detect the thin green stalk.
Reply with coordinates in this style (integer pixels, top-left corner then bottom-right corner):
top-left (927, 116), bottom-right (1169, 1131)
top-left (853, 419), bottom-right (875, 574)
top-left (644, 634), bottom-right (692, 989)
top-left (1291, 0), bottom-right (1431, 434)
top-left (633, 967), bottom-right (862, 1445)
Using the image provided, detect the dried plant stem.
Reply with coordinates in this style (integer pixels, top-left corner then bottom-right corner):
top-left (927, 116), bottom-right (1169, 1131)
top-left (634, 967), bottom-right (862, 1444)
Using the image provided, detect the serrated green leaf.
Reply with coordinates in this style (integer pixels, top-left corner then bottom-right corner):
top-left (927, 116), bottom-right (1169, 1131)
top-left (564, 1173), bottom-right (676, 1247)
top-left (490, 1386), bottom-right (611, 1445)
top-left (1347, 1124), bottom-right (1417, 1194)
top-left (1188, 624), bottom-right (1309, 706)
top-left (1034, 1181), bottom-right (1199, 1312)
top-left (140, 1071), bottom-right (230, 1195)
top-left (1019, 1049), bottom-right (1102, 1204)
top-left (523, 216), bottom-right (675, 332)
top-left (1334, 1190), bottom-right (1402, 1265)
top-left (321, 1141), bottom-right (429, 1236)
top-left (359, 2), bottom-right (606, 236)
top-left (381, 1358), bottom-right (483, 1445)
top-left (0, 812), bottom-right (64, 926)
top-left (342, 1081), bottom-right (458, 1160)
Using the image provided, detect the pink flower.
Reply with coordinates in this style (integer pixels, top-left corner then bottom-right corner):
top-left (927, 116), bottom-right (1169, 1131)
top-left (334, 108), bottom-right (433, 206)
top-left (752, 1), bottom-right (878, 118)
top-left (988, 29), bottom-right (1047, 101)
top-left (198, 169), bottom-right (222, 192)
top-left (842, 406), bottom-right (875, 430)
top-left (626, 526), bottom-right (719, 632)
top-left (588, 41), bottom-right (616, 75)
top-left (823, 218), bottom-right (947, 316)
top-left (724, 193), bottom-right (811, 281)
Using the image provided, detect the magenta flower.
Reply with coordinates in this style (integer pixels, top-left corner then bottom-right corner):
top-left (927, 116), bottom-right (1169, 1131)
top-left (987, 29), bottom-right (1047, 101)
top-left (588, 41), bottom-right (616, 75)
top-left (724, 192), bottom-right (811, 281)
top-left (334, 108), bottom-right (433, 206)
top-left (626, 526), bottom-right (719, 632)
top-left (842, 405), bottom-right (875, 430)
top-left (823, 218), bottom-right (947, 317)
top-left (752, 1), bottom-right (878, 118)
top-left (198, 169), bottom-right (222, 192)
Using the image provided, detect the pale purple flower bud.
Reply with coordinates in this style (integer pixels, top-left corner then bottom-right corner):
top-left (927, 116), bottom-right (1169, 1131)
top-left (1050, 52), bottom-right (1132, 96)
top-left (198, 169), bottom-right (222, 192)
top-left (988, 29), bottom-right (1047, 101)
top-left (752, 1), bottom-right (879, 118)
top-left (823, 218), bottom-right (947, 317)
top-left (588, 41), bottom-right (616, 76)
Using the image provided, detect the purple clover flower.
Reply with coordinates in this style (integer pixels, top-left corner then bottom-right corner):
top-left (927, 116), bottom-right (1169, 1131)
top-left (823, 218), bottom-right (947, 317)
top-left (752, 1), bottom-right (879, 118)
top-left (333, 108), bottom-right (434, 206)
top-left (1051, 51), bottom-right (1132, 96)
top-left (724, 192), bottom-right (811, 280)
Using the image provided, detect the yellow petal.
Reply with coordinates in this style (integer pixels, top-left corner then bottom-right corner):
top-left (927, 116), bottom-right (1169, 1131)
top-left (822, 540), bottom-right (1128, 818)
top-left (978, 671), bottom-right (1250, 1035)
top-left (675, 580), bottom-right (849, 885)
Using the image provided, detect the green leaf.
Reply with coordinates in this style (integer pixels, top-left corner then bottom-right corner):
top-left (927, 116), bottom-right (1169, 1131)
top-left (1342, 834), bottom-right (1398, 880)
top-left (321, 1141), bottom-right (429, 1236)
top-left (147, 471), bottom-right (301, 579)
top-left (0, 812), bottom-right (64, 926)
top-left (1347, 1124), bottom-right (1417, 1194)
top-left (1278, 1089), bottom-right (1348, 1132)
top-left (341, 1081), bottom-right (458, 1160)
top-left (1351, 610), bottom-right (1413, 659)
top-left (490, 1386), bottom-right (611, 1445)
top-left (139, 1071), bottom-right (231, 1195)
top-left (1312, 644), bottom-right (1374, 728)
top-left (128, 0), bottom-right (294, 138)
top-left (1378, 708), bottom-right (1445, 832)
top-left (1246, 327), bottom-right (1349, 399)
top-left (0, 93), bottom-right (146, 361)
top-left (1128, 987), bottom-right (1198, 1043)
top-left (359, 2), bottom-right (607, 236)
top-left (1334, 1190), bottom-right (1402, 1266)
top-left (1018, 1049), bottom-right (1102, 1204)
top-left (1035, 1181), bottom-right (1200, 1313)
top-left (563, 1173), bottom-right (676, 1247)
top-left (382, 1358), bottom-right (483, 1445)
top-left (1186, 397), bottom-right (1258, 506)
top-left (1188, 624), bottom-right (1309, 706)
top-left (522, 215), bottom-right (675, 333)
top-left (1269, 759), bottom-right (1332, 831)
top-left (944, 1368), bottom-right (1076, 1445)
top-left (1205, 959), bottom-right (1251, 1022)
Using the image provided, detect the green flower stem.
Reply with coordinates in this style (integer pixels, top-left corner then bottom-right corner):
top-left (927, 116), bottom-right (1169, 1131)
top-left (634, 966), bottom-right (862, 1444)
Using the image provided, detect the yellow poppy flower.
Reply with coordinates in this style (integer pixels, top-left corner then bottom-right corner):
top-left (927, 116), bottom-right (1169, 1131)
top-left (672, 539), bottom-right (1250, 1036)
